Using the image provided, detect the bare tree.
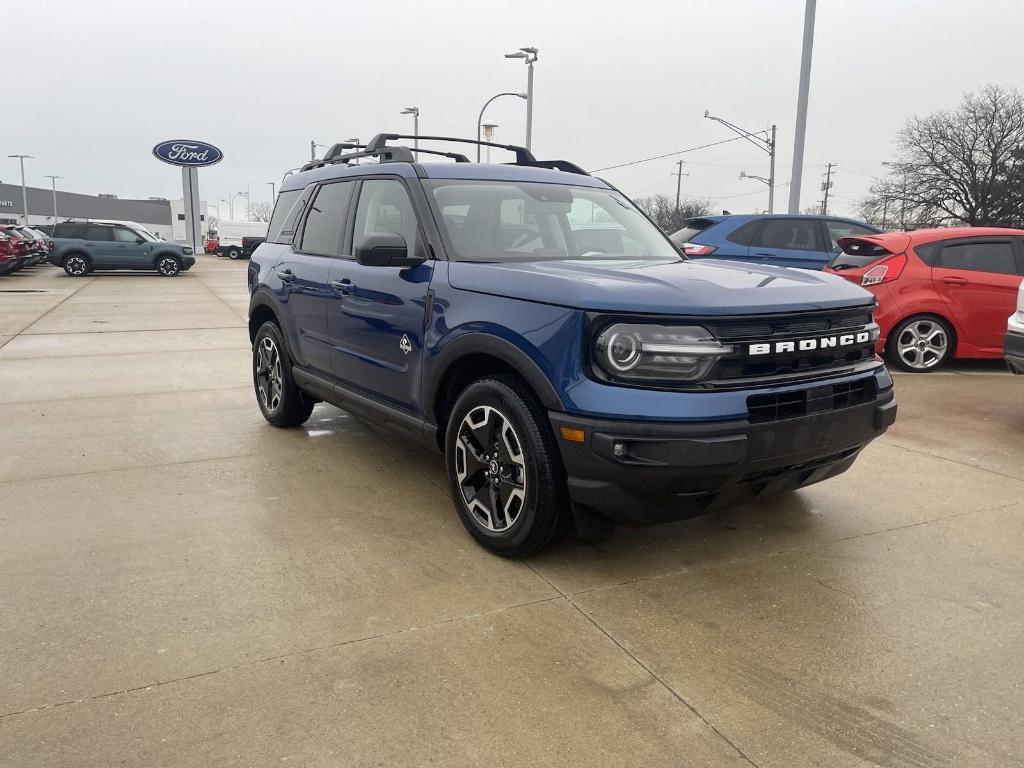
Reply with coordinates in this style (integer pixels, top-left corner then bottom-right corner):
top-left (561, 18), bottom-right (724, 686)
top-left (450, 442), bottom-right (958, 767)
top-left (248, 202), bottom-right (273, 223)
top-left (632, 194), bottom-right (714, 234)
top-left (860, 85), bottom-right (1024, 229)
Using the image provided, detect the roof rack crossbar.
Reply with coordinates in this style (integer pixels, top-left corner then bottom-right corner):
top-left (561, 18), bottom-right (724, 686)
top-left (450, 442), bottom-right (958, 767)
top-left (366, 133), bottom-right (537, 165)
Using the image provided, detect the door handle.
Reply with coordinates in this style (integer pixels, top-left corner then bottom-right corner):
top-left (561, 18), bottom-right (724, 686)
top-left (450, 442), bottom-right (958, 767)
top-left (330, 278), bottom-right (355, 295)
top-left (276, 268), bottom-right (295, 283)
top-left (940, 276), bottom-right (967, 286)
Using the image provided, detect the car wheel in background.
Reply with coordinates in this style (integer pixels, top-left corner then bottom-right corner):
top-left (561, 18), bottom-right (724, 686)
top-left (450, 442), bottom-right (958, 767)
top-left (887, 315), bottom-right (954, 372)
top-left (63, 254), bottom-right (90, 277)
top-left (157, 256), bottom-right (182, 277)
top-left (444, 376), bottom-right (571, 557)
top-left (227, 248), bottom-right (241, 260)
top-left (252, 321), bottom-right (315, 427)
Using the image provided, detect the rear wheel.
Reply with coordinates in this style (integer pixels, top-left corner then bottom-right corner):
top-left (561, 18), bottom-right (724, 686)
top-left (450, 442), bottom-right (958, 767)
top-left (887, 315), bottom-right (954, 371)
top-left (445, 376), bottom-right (571, 557)
top-left (227, 248), bottom-right (241, 260)
top-left (63, 254), bottom-right (90, 276)
top-left (253, 321), bottom-right (315, 427)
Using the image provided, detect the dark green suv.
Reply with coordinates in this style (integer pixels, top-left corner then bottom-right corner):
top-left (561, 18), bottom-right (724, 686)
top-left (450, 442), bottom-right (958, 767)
top-left (47, 222), bottom-right (196, 277)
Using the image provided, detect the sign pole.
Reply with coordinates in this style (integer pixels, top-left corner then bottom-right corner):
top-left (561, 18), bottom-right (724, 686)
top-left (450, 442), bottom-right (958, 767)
top-left (152, 139), bottom-right (223, 251)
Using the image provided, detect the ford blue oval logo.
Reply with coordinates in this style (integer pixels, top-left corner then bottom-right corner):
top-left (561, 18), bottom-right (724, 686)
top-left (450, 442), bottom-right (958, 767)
top-left (152, 139), bottom-right (224, 167)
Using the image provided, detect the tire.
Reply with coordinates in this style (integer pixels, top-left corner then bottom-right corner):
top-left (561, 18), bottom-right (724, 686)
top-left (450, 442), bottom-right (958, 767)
top-left (62, 254), bottom-right (90, 277)
top-left (444, 376), bottom-right (571, 557)
top-left (252, 321), bottom-right (315, 427)
top-left (227, 248), bottom-right (241, 260)
top-left (156, 255), bottom-right (182, 277)
top-left (887, 315), bottom-right (954, 372)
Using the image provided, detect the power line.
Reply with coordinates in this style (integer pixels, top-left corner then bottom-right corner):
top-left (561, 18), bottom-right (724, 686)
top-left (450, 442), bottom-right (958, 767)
top-left (589, 136), bottom-right (745, 173)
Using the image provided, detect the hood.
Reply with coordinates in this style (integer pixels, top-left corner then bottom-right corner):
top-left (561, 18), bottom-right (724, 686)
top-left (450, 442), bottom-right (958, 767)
top-left (447, 258), bottom-right (875, 315)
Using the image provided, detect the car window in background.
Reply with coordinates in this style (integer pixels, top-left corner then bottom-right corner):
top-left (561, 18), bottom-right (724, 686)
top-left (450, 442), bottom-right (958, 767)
top-left (938, 241), bottom-right (1019, 275)
top-left (53, 224), bottom-right (87, 238)
top-left (84, 226), bottom-right (113, 241)
top-left (753, 219), bottom-right (820, 251)
top-left (826, 220), bottom-right (879, 250)
top-left (670, 217), bottom-right (718, 244)
top-left (300, 182), bottom-right (355, 256)
top-left (829, 239), bottom-right (892, 270)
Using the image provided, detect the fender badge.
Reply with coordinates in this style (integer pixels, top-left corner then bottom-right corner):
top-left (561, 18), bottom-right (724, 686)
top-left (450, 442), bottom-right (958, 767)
top-left (399, 334), bottom-right (413, 355)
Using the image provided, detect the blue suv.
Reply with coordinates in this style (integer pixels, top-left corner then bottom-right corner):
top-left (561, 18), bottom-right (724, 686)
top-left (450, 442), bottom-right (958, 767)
top-left (248, 134), bottom-right (896, 556)
top-left (670, 213), bottom-right (881, 270)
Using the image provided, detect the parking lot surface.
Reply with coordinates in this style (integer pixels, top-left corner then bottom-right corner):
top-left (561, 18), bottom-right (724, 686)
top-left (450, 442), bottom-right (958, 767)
top-left (1, 259), bottom-right (1022, 767)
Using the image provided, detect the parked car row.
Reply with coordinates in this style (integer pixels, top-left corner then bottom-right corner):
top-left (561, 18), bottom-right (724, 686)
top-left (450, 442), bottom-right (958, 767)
top-left (0, 224), bottom-right (55, 276)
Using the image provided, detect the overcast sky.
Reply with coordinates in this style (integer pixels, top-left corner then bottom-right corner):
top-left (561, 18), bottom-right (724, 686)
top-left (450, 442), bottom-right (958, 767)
top-left (4, 0), bottom-right (1022, 218)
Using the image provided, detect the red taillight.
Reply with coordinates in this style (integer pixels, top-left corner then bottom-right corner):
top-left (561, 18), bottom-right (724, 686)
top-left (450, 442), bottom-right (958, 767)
top-left (860, 253), bottom-right (907, 286)
top-left (680, 242), bottom-right (717, 257)
top-left (0, 240), bottom-right (11, 256)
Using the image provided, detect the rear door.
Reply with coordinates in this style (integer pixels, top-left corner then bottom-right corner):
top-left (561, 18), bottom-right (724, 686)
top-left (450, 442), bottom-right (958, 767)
top-left (931, 238), bottom-right (1024, 350)
top-left (82, 226), bottom-right (116, 266)
top-left (747, 217), bottom-right (827, 269)
top-left (276, 181), bottom-right (356, 375)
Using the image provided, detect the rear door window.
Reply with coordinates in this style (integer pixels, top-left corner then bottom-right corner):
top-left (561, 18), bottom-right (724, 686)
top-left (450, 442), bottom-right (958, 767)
top-left (752, 219), bottom-right (820, 251)
top-left (84, 226), bottom-right (113, 242)
top-left (937, 241), bottom-right (1019, 275)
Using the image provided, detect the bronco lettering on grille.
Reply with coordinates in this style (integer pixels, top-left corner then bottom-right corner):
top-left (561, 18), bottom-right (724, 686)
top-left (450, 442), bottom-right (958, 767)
top-left (748, 331), bottom-right (872, 356)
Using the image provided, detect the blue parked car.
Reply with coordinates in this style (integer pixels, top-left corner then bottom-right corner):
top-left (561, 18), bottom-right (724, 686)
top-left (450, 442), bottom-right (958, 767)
top-left (670, 213), bottom-right (881, 270)
top-left (248, 134), bottom-right (896, 555)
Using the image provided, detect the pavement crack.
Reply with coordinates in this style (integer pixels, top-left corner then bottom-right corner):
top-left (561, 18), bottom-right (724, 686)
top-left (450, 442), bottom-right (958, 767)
top-left (0, 595), bottom-right (564, 721)
top-left (0, 276), bottom-right (96, 345)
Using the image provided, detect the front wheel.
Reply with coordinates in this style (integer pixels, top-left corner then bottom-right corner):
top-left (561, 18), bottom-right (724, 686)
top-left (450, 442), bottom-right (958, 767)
top-left (252, 321), bottom-right (315, 427)
top-left (157, 256), bottom-right (182, 277)
top-left (63, 254), bottom-right (90, 276)
top-left (445, 376), bottom-right (571, 557)
top-left (887, 315), bottom-right (954, 371)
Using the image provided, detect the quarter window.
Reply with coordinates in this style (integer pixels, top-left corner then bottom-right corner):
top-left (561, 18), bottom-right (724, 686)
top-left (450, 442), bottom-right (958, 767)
top-left (753, 219), bottom-right (819, 251)
top-left (353, 180), bottom-right (421, 256)
top-left (938, 241), bottom-right (1018, 275)
top-left (300, 182), bottom-right (355, 256)
top-left (268, 189), bottom-right (307, 244)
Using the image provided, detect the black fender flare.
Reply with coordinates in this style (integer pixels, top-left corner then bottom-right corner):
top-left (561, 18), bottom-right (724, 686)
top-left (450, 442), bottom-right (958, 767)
top-left (423, 332), bottom-right (564, 425)
top-left (248, 287), bottom-right (287, 339)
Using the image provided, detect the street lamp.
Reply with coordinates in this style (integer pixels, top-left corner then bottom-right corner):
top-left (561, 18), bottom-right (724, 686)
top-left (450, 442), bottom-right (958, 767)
top-left (480, 119), bottom-right (499, 163)
top-left (504, 46), bottom-right (538, 151)
top-left (400, 107), bottom-right (420, 157)
top-left (739, 170), bottom-right (771, 185)
top-left (476, 92), bottom-right (527, 161)
top-left (705, 111), bottom-right (776, 213)
top-left (230, 191), bottom-right (248, 221)
top-left (8, 154), bottom-right (33, 225)
top-left (43, 174), bottom-right (62, 223)
top-left (267, 181), bottom-right (276, 201)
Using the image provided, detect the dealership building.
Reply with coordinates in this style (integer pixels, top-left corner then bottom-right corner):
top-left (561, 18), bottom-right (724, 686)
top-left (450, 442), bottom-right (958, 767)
top-left (0, 182), bottom-right (209, 243)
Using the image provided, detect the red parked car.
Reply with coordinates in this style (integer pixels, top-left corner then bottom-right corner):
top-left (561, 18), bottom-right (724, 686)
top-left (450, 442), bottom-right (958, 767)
top-left (826, 228), bottom-right (1024, 371)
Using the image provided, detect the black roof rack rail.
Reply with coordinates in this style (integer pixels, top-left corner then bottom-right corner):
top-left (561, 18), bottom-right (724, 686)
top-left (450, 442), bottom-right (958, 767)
top-left (366, 133), bottom-right (538, 165)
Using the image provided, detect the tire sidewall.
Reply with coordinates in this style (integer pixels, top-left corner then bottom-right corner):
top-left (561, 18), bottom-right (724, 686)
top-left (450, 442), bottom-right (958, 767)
top-left (887, 315), bottom-right (953, 372)
top-left (445, 380), bottom-right (545, 554)
top-left (228, 249), bottom-right (240, 260)
top-left (63, 254), bottom-right (89, 276)
top-left (157, 256), bottom-right (181, 277)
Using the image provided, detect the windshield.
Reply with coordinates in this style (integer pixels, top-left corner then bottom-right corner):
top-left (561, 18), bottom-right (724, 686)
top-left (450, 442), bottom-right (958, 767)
top-left (426, 180), bottom-right (682, 263)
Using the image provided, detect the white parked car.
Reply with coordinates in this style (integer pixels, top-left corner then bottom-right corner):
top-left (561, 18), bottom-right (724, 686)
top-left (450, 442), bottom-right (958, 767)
top-left (1007, 279), bottom-right (1024, 374)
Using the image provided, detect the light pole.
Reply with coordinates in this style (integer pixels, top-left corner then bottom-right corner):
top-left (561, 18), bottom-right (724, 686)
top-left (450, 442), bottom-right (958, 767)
top-left (43, 174), bottom-right (62, 223)
top-left (504, 47), bottom-right (538, 151)
top-left (401, 107), bottom-right (420, 157)
top-left (788, 0), bottom-right (817, 214)
top-left (230, 191), bottom-right (248, 221)
top-left (476, 92), bottom-right (527, 161)
top-left (704, 111), bottom-right (776, 213)
top-left (8, 154), bottom-right (33, 225)
top-left (481, 120), bottom-right (499, 163)
top-left (267, 181), bottom-right (276, 202)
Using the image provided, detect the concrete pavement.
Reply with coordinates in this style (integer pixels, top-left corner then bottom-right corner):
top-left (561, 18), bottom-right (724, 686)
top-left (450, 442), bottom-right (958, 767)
top-left (1, 258), bottom-right (1022, 767)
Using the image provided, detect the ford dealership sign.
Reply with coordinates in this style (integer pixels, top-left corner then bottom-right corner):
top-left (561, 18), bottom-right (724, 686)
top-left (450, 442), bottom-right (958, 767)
top-left (152, 139), bottom-right (224, 167)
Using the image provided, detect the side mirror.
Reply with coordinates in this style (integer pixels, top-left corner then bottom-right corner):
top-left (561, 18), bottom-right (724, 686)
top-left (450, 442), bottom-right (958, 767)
top-left (354, 232), bottom-right (422, 267)
top-left (136, 238), bottom-right (146, 244)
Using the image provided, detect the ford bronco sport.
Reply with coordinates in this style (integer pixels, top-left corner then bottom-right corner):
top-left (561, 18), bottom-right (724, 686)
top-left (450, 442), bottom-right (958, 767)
top-left (248, 134), bottom-right (897, 556)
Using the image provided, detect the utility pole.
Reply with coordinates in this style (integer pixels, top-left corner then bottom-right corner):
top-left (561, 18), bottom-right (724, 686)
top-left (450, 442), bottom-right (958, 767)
top-left (787, 0), bottom-right (817, 213)
top-left (820, 162), bottom-right (836, 215)
top-left (44, 175), bottom-right (62, 223)
top-left (8, 154), bottom-right (33, 225)
top-left (671, 160), bottom-right (690, 215)
top-left (768, 124), bottom-right (777, 215)
top-left (704, 112), bottom-right (776, 213)
top-left (310, 140), bottom-right (316, 161)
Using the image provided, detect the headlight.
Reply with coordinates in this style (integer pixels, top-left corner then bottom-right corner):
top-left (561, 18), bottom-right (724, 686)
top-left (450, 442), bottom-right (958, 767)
top-left (594, 323), bottom-right (733, 383)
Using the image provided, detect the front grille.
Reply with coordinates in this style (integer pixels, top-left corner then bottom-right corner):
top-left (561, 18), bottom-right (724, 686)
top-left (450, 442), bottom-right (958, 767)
top-left (747, 377), bottom-right (875, 424)
top-left (704, 307), bottom-right (876, 385)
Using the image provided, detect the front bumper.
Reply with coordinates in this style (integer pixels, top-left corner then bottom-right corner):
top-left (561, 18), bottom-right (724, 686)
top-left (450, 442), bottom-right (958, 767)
top-left (1006, 330), bottom-right (1024, 374)
top-left (550, 384), bottom-right (896, 526)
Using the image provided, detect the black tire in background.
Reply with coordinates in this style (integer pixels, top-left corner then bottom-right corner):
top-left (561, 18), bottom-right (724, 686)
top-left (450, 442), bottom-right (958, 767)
top-left (62, 254), bottom-right (90, 276)
top-left (252, 320), bottom-right (315, 427)
top-left (227, 248), bottom-right (241, 260)
top-left (886, 315), bottom-right (955, 372)
top-left (444, 376), bottom-right (571, 557)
